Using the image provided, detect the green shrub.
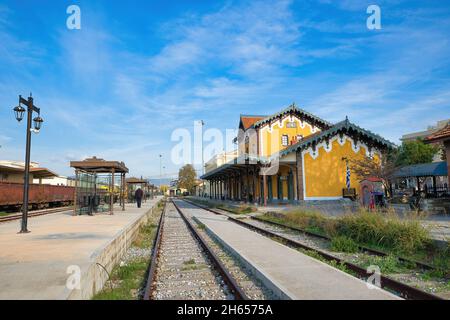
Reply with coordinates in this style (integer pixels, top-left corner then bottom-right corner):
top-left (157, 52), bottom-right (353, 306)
top-left (335, 211), bottom-right (430, 254)
top-left (283, 209), bottom-right (327, 232)
top-left (362, 255), bottom-right (405, 274)
top-left (330, 236), bottom-right (359, 253)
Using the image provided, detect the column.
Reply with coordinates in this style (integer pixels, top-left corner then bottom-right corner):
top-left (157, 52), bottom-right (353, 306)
top-left (296, 150), bottom-right (304, 201)
top-left (73, 169), bottom-right (79, 216)
top-left (209, 180), bottom-right (212, 199)
top-left (263, 173), bottom-right (268, 206)
top-left (122, 173), bottom-right (126, 211)
top-left (110, 168), bottom-right (115, 215)
top-left (246, 168), bottom-right (250, 203)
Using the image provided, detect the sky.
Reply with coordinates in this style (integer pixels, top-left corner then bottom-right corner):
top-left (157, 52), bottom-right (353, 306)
top-left (0, 0), bottom-right (449, 180)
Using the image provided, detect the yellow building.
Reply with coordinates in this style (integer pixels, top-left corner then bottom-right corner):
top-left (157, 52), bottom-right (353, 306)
top-left (201, 104), bottom-right (394, 204)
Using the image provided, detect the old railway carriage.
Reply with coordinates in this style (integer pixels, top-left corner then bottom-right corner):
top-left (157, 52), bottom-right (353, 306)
top-left (201, 104), bottom-right (394, 204)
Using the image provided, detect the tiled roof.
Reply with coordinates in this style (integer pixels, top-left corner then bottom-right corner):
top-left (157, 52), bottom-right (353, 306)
top-left (240, 115), bottom-right (266, 130)
top-left (425, 123), bottom-right (450, 143)
top-left (279, 118), bottom-right (395, 158)
top-left (253, 103), bottom-right (332, 129)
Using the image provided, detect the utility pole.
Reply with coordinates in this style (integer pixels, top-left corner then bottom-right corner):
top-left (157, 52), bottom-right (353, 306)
top-left (159, 154), bottom-right (162, 193)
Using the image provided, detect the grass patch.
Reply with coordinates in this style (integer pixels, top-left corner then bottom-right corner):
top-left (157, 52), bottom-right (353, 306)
top-left (183, 259), bottom-right (196, 265)
top-left (259, 208), bottom-right (449, 272)
top-left (360, 255), bottom-right (409, 274)
top-left (261, 209), bottom-right (431, 255)
top-left (0, 212), bottom-right (13, 217)
top-left (330, 236), bottom-right (359, 253)
top-left (335, 210), bottom-right (430, 255)
top-left (197, 222), bottom-right (206, 230)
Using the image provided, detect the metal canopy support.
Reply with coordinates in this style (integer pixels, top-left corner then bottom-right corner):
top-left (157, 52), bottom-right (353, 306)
top-left (110, 168), bottom-right (115, 215)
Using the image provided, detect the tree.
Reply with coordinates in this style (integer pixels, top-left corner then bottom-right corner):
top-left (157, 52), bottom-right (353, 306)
top-left (177, 164), bottom-right (197, 193)
top-left (395, 140), bottom-right (438, 166)
top-left (348, 151), bottom-right (399, 197)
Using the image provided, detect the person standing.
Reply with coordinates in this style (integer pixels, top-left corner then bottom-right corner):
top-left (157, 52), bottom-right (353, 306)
top-left (135, 188), bottom-right (143, 208)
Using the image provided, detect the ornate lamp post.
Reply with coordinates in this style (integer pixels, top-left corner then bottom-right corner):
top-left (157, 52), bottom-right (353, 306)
top-left (13, 94), bottom-right (44, 233)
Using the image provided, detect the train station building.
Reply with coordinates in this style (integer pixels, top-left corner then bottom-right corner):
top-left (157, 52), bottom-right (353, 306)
top-left (200, 104), bottom-right (394, 205)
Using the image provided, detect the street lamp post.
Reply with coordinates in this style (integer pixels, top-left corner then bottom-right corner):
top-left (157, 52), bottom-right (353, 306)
top-left (13, 93), bottom-right (44, 234)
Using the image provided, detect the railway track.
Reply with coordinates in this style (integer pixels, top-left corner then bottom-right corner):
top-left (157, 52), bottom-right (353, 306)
top-left (0, 206), bottom-right (73, 223)
top-left (183, 198), bottom-right (445, 300)
top-left (143, 200), bottom-right (248, 300)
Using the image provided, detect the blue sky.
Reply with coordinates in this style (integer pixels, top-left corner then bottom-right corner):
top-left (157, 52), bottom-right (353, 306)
top-left (0, 0), bottom-right (449, 179)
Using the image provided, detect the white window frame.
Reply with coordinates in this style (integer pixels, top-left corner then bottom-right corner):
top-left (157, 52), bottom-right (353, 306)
top-left (281, 135), bottom-right (289, 146)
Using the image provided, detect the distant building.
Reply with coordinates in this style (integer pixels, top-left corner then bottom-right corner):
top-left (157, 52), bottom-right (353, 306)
top-left (401, 119), bottom-right (450, 142)
top-left (0, 160), bottom-right (57, 184)
top-left (32, 175), bottom-right (76, 186)
top-left (202, 150), bottom-right (238, 198)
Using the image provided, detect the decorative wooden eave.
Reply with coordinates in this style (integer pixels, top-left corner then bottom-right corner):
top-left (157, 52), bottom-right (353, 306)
top-left (253, 103), bottom-right (333, 130)
top-left (279, 118), bottom-right (396, 158)
top-left (70, 156), bottom-right (129, 173)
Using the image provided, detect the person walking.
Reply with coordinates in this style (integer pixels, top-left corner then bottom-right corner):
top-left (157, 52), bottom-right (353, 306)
top-left (135, 188), bottom-right (144, 208)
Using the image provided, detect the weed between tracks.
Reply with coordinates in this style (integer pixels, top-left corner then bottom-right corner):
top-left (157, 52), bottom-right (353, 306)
top-left (92, 199), bottom-right (164, 300)
top-left (259, 210), bottom-right (449, 271)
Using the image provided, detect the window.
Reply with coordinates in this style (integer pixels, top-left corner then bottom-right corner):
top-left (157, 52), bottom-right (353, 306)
top-left (287, 121), bottom-right (297, 128)
top-left (281, 135), bottom-right (289, 146)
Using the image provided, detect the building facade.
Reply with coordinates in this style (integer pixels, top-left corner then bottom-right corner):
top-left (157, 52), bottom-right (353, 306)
top-left (0, 160), bottom-right (57, 184)
top-left (201, 104), bottom-right (394, 204)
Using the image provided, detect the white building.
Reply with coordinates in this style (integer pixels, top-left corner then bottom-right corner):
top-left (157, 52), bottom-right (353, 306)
top-left (201, 150), bottom-right (238, 198)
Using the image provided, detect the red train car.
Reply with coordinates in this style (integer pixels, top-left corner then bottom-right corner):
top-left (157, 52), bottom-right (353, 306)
top-left (0, 182), bottom-right (74, 210)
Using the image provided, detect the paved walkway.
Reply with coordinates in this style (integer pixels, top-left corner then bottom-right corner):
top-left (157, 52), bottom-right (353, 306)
top-left (175, 200), bottom-right (399, 300)
top-left (0, 197), bottom-right (161, 299)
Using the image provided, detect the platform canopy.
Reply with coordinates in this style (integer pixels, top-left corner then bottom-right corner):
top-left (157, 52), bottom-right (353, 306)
top-left (69, 156), bottom-right (128, 215)
top-left (70, 156), bottom-right (128, 173)
top-left (126, 177), bottom-right (147, 184)
top-left (30, 167), bottom-right (58, 179)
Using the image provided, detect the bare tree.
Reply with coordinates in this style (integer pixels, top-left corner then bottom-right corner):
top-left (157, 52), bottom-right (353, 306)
top-left (347, 152), bottom-right (399, 197)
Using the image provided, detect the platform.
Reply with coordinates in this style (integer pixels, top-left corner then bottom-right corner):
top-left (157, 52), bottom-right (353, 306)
top-left (0, 197), bottom-right (161, 300)
top-left (175, 200), bottom-right (400, 300)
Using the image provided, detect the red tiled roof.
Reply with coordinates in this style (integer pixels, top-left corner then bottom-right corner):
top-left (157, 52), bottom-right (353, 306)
top-left (240, 115), bottom-right (266, 130)
top-left (425, 123), bottom-right (450, 143)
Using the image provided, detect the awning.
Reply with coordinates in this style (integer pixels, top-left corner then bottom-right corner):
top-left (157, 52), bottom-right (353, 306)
top-left (30, 167), bottom-right (58, 179)
top-left (392, 161), bottom-right (447, 178)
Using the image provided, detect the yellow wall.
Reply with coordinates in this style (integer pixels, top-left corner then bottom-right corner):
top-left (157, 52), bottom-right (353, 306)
top-left (303, 137), bottom-right (378, 199)
top-left (260, 115), bottom-right (318, 157)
